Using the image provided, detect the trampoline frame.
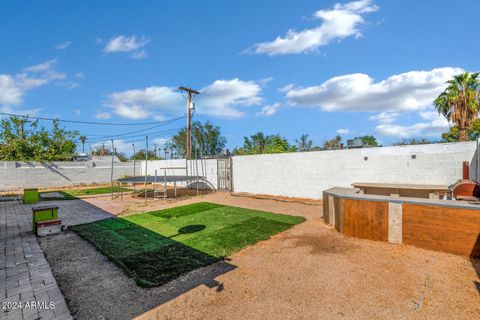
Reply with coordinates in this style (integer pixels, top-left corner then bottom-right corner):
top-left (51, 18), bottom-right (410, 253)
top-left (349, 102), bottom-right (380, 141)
top-left (114, 168), bottom-right (212, 201)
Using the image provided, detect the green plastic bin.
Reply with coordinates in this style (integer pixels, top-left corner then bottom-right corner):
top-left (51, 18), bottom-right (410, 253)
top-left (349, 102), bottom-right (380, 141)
top-left (24, 188), bottom-right (39, 204)
top-left (32, 205), bottom-right (59, 233)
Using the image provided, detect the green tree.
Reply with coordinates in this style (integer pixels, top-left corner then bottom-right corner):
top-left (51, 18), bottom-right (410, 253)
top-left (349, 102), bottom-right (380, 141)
top-left (79, 136), bottom-right (87, 153)
top-left (394, 138), bottom-right (434, 146)
top-left (434, 72), bottom-right (480, 141)
top-left (0, 116), bottom-right (78, 161)
top-left (441, 118), bottom-right (480, 142)
top-left (131, 149), bottom-right (161, 160)
top-left (91, 144), bottom-right (112, 156)
top-left (167, 121), bottom-right (226, 158)
top-left (323, 135), bottom-right (342, 150)
top-left (115, 152), bottom-right (129, 162)
top-left (234, 132), bottom-right (296, 155)
top-left (296, 134), bottom-right (313, 151)
top-left (354, 135), bottom-right (378, 147)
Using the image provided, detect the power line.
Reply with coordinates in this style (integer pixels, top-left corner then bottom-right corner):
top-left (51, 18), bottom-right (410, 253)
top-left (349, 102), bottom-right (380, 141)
top-left (78, 122), bottom-right (176, 139)
top-left (85, 128), bottom-right (181, 142)
top-left (80, 127), bottom-right (182, 143)
top-left (0, 112), bottom-right (186, 126)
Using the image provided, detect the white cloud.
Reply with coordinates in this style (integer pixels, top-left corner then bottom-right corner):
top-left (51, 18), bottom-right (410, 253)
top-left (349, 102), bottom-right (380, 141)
top-left (74, 109), bottom-right (81, 116)
top-left (114, 104), bottom-right (153, 119)
top-left (105, 78), bottom-right (263, 120)
top-left (368, 111), bottom-right (399, 124)
top-left (0, 105), bottom-right (41, 117)
top-left (75, 72), bottom-right (86, 79)
top-left (55, 41), bottom-right (71, 50)
top-left (374, 107), bottom-right (449, 138)
top-left (131, 50), bottom-right (147, 60)
top-left (0, 74), bottom-right (47, 105)
top-left (43, 70), bottom-right (67, 81)
top-left (106, 86), bottom-right (181, 119)
top-left (336, 128), bottom-right (350, 134)
top-left (103, 35), bottom-right (149, 58)
top-left (257, 103), bottom-right (280, 116)
top-left (95, 111), bottom-right (112, 119)
top-left (198, 79), bottom-right (262, 118)
top-left (57, 81), bottom-right (79, 89)
top-left (249, 0), bottom-right (378, 56)
top-left (284, 67), bottom-right (464, 112)
top-left (376, 118), bottom-right (449, 138)
top-left (23, 59), bottom-right (57, 73)
top-left (0, 60), bottom-right (74, 106)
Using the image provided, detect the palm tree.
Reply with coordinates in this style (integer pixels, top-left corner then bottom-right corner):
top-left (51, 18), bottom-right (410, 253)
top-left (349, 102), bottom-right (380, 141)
top-left (79, 136), bottom-right (87, 153)
top-left (434, 72), bottom-right (480, 142)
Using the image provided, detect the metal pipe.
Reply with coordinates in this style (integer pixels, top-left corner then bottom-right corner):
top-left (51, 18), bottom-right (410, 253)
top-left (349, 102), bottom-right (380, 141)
top-left (132, 143), bottom-right (136, 194)
top-left (111, 139), bottom-right (115, 200)
top-left (144, 136), bottom-right (148, 203)
top-left (164, 169), bottom-right (167, 201)
top-left (196, 149), bottom-right (199, 196)
top-left (132, 143), bottom-right (136, 176)
top-left (154, 169), bottom-right (157, 200)
top-left (174, 179), bottom-right (177, 198)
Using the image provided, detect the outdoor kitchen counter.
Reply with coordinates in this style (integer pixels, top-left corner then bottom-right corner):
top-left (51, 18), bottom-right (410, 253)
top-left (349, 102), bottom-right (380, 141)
top-left (322, 187), bottom-right (480, 257)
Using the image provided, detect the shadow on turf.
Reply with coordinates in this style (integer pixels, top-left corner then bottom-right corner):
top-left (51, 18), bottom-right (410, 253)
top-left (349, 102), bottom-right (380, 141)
top-left (41, 198), bottom-right (237, 319)
top-left (71, 217), bottom-right (234, 288)
top-left (70, 216), bottom-right (236, 318)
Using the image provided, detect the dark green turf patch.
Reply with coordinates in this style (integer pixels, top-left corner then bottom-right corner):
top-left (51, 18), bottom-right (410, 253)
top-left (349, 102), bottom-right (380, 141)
top-left (146, 202), bottom-right (224, 219)
top-left (119, 243), bottom-right (219, 287)
top-left (40, 186), bottom-right (130, 201)
top-left (72, 202), bottom-right (305, 287)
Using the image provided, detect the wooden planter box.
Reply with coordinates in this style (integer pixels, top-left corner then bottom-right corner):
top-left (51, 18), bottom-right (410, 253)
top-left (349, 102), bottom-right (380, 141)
top-left (32, 205), bottom-right (59, 233)
top-left (24, 188), bottom-right (39, 204)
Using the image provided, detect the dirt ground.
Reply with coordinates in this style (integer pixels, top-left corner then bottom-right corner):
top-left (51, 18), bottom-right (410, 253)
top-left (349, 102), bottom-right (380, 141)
top-left (40, 192), bottom-right (480, 320)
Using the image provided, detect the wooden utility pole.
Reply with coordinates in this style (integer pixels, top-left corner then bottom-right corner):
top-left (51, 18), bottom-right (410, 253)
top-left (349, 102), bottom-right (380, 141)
top-left (178, 86), bottom-right (200, 160)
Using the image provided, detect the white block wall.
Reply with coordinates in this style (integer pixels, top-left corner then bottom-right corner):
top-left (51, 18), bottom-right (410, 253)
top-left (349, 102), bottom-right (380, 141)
top-left (142, 159), bottom-right (218, 189)
top-left (0, 159), bottom-right (140, 191)
top-left (232, 141), bottom-right (478, 199)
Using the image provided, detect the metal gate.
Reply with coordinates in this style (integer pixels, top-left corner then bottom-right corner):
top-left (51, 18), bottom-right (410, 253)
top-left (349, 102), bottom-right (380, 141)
top-left (217, 158), bottom-right (232, 191)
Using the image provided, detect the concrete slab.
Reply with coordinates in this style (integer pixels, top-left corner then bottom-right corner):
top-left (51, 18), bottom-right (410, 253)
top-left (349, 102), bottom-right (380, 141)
top-left (1, 199), bottom-right (113, 319)
top-left (39, 192), bottom-right (65, 200)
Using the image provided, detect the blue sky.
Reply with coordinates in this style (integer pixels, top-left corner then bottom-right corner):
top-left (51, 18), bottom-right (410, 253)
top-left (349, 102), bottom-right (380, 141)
top-left (1, 0), bottom-right (479, 154)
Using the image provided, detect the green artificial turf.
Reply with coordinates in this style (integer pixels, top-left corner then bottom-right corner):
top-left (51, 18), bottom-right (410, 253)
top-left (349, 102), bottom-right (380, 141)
top-left (40, 186), bottom-right (130, 200)
top-left (71, 202), bottom-right (305, 287)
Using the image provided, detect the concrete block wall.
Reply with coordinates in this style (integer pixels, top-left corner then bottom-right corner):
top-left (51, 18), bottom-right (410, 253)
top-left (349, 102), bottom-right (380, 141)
top-left (142, 159), bottom-right (219, 189)
top-left (0, 159), bottom-right (140, 191)
top-left (232, 141), bottom-right (478, 199)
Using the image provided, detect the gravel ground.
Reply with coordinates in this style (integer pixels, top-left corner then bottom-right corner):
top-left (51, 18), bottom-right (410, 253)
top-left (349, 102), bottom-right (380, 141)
top-left (39, 193), bottom-right (480, 320)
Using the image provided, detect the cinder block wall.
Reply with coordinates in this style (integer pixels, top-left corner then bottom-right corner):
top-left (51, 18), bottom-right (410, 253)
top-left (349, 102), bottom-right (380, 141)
top-left (232, 141), bottom-right (478, 199)
top-left (0, 159), bottom-right (140, 191)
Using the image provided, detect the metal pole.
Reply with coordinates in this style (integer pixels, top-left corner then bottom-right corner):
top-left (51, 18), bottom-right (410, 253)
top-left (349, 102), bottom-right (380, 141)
top-left (132, 143), bottom-right (136, 176)
top-left (196, 149), bottom-right (199, 196)
top-left (144, 136), bottom-right (148, 203)
top-left (111, 139), bottom-right (115, 199)
top-left (154, 169), bottom-right (157, 200)
top-left (186, 158), bottom-right (189, 190)
top-left (132, 143), bottom-right (136, 194)
top-left (164, 170), bottom-right (167, 201)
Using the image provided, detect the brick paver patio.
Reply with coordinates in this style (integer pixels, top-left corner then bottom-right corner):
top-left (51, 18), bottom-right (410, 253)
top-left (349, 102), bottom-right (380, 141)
top-left (1, 199), bottom-right (114, 320)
